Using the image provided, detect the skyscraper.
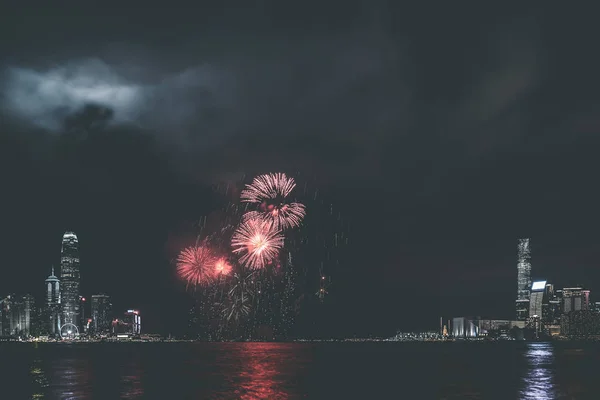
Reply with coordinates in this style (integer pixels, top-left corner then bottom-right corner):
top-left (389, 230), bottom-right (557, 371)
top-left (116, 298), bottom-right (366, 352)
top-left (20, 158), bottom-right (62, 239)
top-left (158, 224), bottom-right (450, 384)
top-left (529, 281), bottom-right (547, 319)
top-left (0, 296), bottom-right (11, 336)
top-left (563, 287), bottom-right (590, 313)
top-left (91, 294), bottom-right (112, 334)
top-left (45, 266), bottom-right (61, 335)
top-left (516, 238), bottom-right (532, 320)
top-left (0, 294), bottom-right (34, 337)
top-left (123, 310), bottom-right (141, 335)
top-left (60, 231), bottom-right (81, 336)
top-left (14, 294), bottom-right (34, 337)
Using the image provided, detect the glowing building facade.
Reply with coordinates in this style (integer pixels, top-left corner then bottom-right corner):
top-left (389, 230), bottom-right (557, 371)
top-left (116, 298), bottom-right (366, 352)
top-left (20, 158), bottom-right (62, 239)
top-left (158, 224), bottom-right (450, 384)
top-left (561, 310), bottom-right (600, 337)
top-left (124, 310), bottom-right (141, 335)
top-left (529, 281), bottom-right (547, 319)
top-left (516, 238), bottom-right (532, 320)
top-left (0, 294), bottom-right (34, 337)
top-left (115, 310), bottom-right (142, 335)
top-left (45, 267), bottom-right (61, 335)
top-left (0, 296), bottom-right (9, 335)
top-left (452, 317), bottom-right (480, 338)
top-left (562, 287), bottom-right (590, 313)
top-left (60, 231), bottom-right (81, 334)
top-left (91, 294), bottom-right (112, 334)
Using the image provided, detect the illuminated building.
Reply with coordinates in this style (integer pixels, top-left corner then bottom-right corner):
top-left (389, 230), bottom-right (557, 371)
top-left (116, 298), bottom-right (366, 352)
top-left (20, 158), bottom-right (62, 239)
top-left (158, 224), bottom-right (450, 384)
top-left (45, 266), bottom-right (61, 336)
top-left (91, 294), bottom-right (112, 334)
top-left (59, 231), bottom-right (81, 335)
top-left (0, 294), bottom-right (34, 337)
top-left (0, 296), bottom-right (11, 335)
top-left (561, 310), bottom-right (600, 337)
top-left (544, 298), bottom-right (561, 325)
top-left (79, 296), bottom-right (87, 330)
top-left (124, 310), bottom-right (141, 335)
top-left (452, 317), bottom-right (480, 338)
top-left (515, 300), bottom-right (530, 322)
top-left (529, 281), bottom-right (547, 336)
top-left (562, 287), bottom-right (590, 313)
top-left (479, 319), bottom-right (526, 331)
top-left (529, 281), bottom-right (546, 319)
top-left (516, 238), bottom-right (532, 320)
top-left (112, 310), bottom-right (142, 336)
top-left (549, 289), bottom-right (563, 324)
top-left (544, 283), bottom-right (554, 300)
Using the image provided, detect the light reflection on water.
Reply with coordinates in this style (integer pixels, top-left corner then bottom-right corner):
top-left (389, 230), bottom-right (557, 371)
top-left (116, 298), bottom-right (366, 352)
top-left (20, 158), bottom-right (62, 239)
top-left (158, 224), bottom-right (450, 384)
top-left (48, 356), bottom-right (93, 400)
top-left (120, 356), bottom-right (144, 399)
top-left (30, 357), bottom-right (49, 399)
top-left (520, 343), bottom-right (557, 400)
top-left (235, 343), bottom-right (290, 400)
top-left (6, 342), bottom-right (600, 399)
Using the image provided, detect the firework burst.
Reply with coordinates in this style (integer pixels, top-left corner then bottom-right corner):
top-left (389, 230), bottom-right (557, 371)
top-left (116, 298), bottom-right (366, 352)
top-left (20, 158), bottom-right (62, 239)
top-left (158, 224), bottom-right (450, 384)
top-left (231, 218), bottom-right (284, 269)
top-left (240, 173), bottom-right (306, 230)
top-left (176, 245), bottom-right (217, 287)
top-left (214, 258), bottom-right (232, 277)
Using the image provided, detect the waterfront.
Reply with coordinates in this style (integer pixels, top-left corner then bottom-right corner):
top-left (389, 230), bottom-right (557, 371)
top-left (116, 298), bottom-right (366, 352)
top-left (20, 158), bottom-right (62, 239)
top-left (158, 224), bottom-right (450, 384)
top-left (2, 341), bottom-right (600, 399)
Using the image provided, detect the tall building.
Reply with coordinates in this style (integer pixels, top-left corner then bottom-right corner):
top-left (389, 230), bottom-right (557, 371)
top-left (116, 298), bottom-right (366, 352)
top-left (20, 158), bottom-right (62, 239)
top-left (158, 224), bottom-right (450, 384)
top-left (91, 294), bottom-right (112, 334)
top-left (452, 316), bottom-right (480, 338)
top-left (563, 287), bottom-right (590, 313)
top-left (0, 294), bottom-right (34, 337)
top-left (0, 296), bottom-right (11, 335)
top-left (60, 231), bottom-right (81, 336)
top-left (15, 294), bottom-right (34, 337)
top-left (529, 281), bottom-right (547, 319)
top-left (529, 281), bottom-right (547, 336)
top-left (561, 310), bottom-right (600, 337)
top-left (123, 310), bottom-right (141, 335)
top-left (516, 238), bottom-right (532, 320)
top-left (115, 310), bottom-right (142, 335)
top-left (79, 296), bottom-right (87, 330)
top-left (544, 287), bottom-right (562, 325)
top-left (45, 266), bottom-right (61, 336)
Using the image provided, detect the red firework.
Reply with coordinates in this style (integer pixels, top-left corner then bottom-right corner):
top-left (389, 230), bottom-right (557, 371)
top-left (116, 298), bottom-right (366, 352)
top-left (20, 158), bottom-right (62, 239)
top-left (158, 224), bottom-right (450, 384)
top-left (231, 217), bottom-right (284, 269)
top-left (240, 173), bottom-right (306, 230)
top-left (214, 258), bottom-right (232, 277)
top-left (176, 245), bottom-right (217, 287)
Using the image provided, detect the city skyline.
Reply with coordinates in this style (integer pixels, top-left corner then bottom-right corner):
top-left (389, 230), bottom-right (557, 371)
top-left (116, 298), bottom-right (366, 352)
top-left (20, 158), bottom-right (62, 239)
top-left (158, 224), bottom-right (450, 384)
top-left (3, 229), bottom-right (600, 338)
top-left (1, 230), bottom-right (142, 339)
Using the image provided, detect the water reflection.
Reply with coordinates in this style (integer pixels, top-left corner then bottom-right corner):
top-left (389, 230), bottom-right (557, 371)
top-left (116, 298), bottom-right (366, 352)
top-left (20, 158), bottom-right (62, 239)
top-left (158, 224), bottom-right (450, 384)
top-left (120, 355), bottom-right (144, 399)
top-left (235, 343), bottom-right (290, 400)
top-left (30, 357), bottom-right (49, 399)
top-left (49, 354), bottom-right (93, 399)
top-left (520, 343), bottom-right (557, 400)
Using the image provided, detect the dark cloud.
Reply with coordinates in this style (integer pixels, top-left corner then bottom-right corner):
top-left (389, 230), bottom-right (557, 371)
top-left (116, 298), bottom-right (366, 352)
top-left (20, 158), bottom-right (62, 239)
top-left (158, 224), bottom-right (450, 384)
top-left (1, 16), bottom-right (543, 190)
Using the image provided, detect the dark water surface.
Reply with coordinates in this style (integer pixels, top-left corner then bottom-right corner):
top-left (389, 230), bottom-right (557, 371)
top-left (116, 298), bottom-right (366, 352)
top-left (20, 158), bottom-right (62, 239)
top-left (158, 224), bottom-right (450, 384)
top-left (2, 341), bottom-right (600, 399)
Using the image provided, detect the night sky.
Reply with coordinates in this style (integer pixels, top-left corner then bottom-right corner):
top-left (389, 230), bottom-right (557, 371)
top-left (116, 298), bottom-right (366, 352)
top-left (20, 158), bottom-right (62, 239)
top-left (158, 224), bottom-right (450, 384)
top-left (1, 3), bottom-right (600, 337)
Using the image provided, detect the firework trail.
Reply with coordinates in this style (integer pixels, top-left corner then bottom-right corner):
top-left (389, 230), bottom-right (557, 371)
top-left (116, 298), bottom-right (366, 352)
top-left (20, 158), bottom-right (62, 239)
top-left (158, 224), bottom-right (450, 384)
top-left (240, 173), bottom-right (306, 230)
top-left (231, 218), bottom-right (284, 269)
top-left (224, 269), bottom-right (255, 322)
top-left (280, 252), bottom-right (297, 337)
top-left (176, 245), bottom-right (218, 287)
